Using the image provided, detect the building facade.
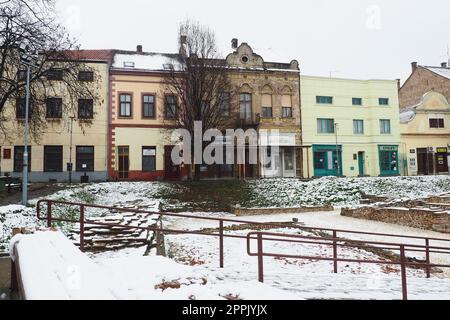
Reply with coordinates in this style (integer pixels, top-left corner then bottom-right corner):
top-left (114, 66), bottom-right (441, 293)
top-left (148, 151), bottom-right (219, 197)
top-left (301, 76), bottom-right (401, 178)
top-left (225, 43), bottom-right (302, 179)
top-left (107, 42), bottom-right (302, 181)
top-left (108, 49), bottom-right (184, 181)
top-left (0, 51), bottom-right (112, 182)
top-left (400, 91), bottom-right (450, 176)
top-left (400, 62), bottom-right (450, 110)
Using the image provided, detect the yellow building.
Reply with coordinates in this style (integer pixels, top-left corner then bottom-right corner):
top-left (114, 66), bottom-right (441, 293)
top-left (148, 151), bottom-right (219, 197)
top-left (400, 91), bottom-right (450, 175)
top-left (300, 75), bottom-right (401, 177)
top-left (0, 51), bottom-right (111, 182)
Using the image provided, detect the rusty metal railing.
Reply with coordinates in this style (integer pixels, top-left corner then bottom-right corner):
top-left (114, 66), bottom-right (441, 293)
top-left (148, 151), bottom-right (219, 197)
top-left (246, 231), bottom-right (450, 300)
top-left (34, 199), bottom-right (450, 300)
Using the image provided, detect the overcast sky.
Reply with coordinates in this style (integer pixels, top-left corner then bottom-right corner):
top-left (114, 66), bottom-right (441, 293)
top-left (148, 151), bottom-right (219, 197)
top-left (56, 0), bottom-right (450, 83)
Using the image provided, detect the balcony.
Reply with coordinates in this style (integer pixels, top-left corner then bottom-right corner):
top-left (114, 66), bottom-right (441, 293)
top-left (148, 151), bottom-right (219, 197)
top-left (235, 113), bottom-right (260, 129)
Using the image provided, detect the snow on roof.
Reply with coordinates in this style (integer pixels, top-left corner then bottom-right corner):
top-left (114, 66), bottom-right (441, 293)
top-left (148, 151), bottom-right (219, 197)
top-left (112, 52), bottom-right (180, 71)
top-left (424, 66), bottom-right (450, 80)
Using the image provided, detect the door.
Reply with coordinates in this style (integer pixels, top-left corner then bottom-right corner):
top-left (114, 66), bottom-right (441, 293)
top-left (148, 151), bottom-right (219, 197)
top-left (435, 148), bottom-right (449, 173)
top-left (417, 148), bottom-right (433, 175)
top-left (164, 145), bottom-right (180, 180)
top-left (378, 145), bottom-right (400, 176)
top-left (118, 146), bottom-right (129, 179)
top-left (282, 147), bottom-right (296, 177)
top-left (358, 152), bottom-right (365, 176)
top-left (313, 145), bottom-right (342, 177)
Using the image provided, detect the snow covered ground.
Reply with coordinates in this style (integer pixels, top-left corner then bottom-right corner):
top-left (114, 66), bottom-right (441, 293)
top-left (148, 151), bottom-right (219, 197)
top-left (2, 175), bottom-right (450, 251)
top-left (4, 176), bottom-right (450, 299)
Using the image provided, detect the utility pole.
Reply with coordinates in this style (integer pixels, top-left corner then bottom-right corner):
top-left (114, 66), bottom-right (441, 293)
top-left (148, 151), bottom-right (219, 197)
top-left (68, 116), bottom-right (75, 184)
top-left (334, 122), bottom-right (340, 177)
top-left (21, 63), bottom-right (31, 206)
top-left (19, 44), bottom-right (37, 206)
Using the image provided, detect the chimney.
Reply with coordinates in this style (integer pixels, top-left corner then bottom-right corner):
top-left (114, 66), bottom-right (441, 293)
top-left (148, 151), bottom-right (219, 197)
top-left (136, 45), bottom-right (143, 53)
top-left (411, 61), bottom-right (417, 72)
top-left (231, 38), bottom-right (238, 49)
top-left (441, 62), bottom-right (448, 68)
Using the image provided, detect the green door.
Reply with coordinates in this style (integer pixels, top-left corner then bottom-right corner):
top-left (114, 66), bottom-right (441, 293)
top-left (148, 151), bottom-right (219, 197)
top-left (313, 145), bottom-right (342, 177)
top-left (358, 152), bottom-right (365, 176)
top-left (378, 145), bottom-right (399, 176)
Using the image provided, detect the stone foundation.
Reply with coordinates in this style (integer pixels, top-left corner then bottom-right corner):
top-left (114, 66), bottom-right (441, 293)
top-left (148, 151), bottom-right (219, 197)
top-left (234, 205), bottom-right (334, 216)
top-left (341, 206), bottom-right (450, 233)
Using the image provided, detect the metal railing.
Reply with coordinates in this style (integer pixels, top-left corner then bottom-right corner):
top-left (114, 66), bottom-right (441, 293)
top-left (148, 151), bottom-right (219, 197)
top-left (35, 199), bottom-right (450, 300)
top-left (246, 231), bottom-right (450, 300)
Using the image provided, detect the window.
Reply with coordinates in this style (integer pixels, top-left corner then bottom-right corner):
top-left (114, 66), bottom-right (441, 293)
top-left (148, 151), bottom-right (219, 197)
top-left (352, 98), bottom-right (362, 106)
top-left (317, 118), bottom-right (335, 133)
top-left (379, 98), bottom-right (389, 106)
top-left (119, 94), bottom-right (132, 117)
top-left (123, 61), bottom-right (135, 68)
top-left (13, 146), bottom-right (31, 172)
top-left (282, 107), bottom-right (293, 118)
top-left (78, 99), bottom-right (94, 119)
top-left (261, 94), bottom-right (272, 118)
top-left (316, 96), bottom-right (333, 104)
top-left (219, 93), bottom-right (230, 116)
top-left (380, 119), bottom-right (391, 134)
top-left (46, 69), bottom-right (63, 81)
top-left (44, 146), bottom-right (63, 172)
top-left (78, 71), bottom-right (94, 81)
top-left (142, 94), bottom-right (155, 118)
top-left (429, 118), bottom-right (445, 128)
top-left (165, 95), bottom-right (177, 119)
top-left (76, 146), bottom-right (94, 171)
top-left (142, 147), bottom-right (156, 172)
top-left (239, 93), bottom-right (252, 120)
top-left (261, 107), bottom-right (273, 118)
top-left (46, 98), bottom-right (62, 118)
top-left (16, 98), bottom-right (26, 119)
top-left (353, 119), bottom-right (364, 134)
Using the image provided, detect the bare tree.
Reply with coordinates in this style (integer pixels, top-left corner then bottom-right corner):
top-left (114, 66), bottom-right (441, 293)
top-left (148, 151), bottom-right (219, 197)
top-left (164, 20), bottom-right (237, 180)
top-left (0, 0), bottom-right (101, 141)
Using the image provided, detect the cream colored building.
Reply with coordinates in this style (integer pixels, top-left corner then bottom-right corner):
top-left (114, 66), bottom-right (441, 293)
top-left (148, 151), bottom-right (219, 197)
top-left (301, 75), bottom-right (401, 177)
top-left (0, 51), bottom-right (111, 182)
top-left (400, 91), bottom-right (450, 176)
top-left (109, 50), bottom-right (179, 181)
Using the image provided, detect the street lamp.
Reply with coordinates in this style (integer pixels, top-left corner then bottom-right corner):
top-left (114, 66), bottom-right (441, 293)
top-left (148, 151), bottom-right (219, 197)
top-left (68, 116), bottom-right (75, 184)
top-left (334, 122), bottom-right (340, 177)
top-left (19, 44), bottom-right (38, 206)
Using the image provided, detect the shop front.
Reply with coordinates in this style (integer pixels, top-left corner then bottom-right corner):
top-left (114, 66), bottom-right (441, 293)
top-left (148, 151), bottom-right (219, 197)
top-left (260, 132), bottom-right (297, 178)
top-left (435, 147), bottom-right (449, 174)
top-left (312, 145), bottom-right (342, 177)
top-left (378, 145), bottom-right (399, 176)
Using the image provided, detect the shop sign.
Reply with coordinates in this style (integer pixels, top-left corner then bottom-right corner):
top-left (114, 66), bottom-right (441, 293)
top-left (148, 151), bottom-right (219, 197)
top-left (380, 145), bottom-right (398, 151)
top-left (436, 147), bottom-right (448, 154)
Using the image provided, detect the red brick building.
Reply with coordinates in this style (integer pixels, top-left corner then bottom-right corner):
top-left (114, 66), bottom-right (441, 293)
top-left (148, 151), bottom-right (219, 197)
top-left (399, 62), bottom-right (450, 110)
